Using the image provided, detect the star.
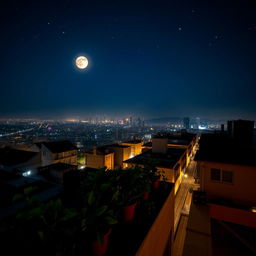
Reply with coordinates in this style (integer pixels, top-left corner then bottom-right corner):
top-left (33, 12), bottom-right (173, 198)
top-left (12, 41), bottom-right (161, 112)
top-left (178, 27), bottom-right (182, 31)
top-left (47, 22), bottom-right (51, 25)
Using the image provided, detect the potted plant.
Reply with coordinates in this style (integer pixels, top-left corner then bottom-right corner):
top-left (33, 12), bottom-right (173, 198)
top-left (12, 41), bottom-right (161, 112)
top-left (80, 168), bottom-right (119, 256)
top-left (143, 159), bottom-right (164, 191)
top-left (12, 186), bottom-right (79, 255)
top-left (117, 167), bottom-right (146, 222)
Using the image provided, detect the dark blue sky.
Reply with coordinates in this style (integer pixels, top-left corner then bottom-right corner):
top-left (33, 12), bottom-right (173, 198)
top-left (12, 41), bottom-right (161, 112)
top-left (1, 0), bottom-right (256, 119)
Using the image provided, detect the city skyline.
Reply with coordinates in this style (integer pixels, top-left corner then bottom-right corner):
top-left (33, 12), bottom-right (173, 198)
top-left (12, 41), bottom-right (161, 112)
top-left (1, 1), bottom-right (256, 119)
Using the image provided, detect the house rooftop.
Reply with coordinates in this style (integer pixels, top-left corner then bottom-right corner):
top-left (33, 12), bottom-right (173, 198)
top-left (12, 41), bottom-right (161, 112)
top-left (39, 140), bottom-right (77, 153)
top-left (124, 147), bottom-right (186, 169)
top-left (153, 132), bottom-right (196, 145)
top-left (121, 140), bottom-right (143, 144)
top-left (0, 147), bottom-right (38, 166)
top-left (195, 133), bottom-right (256, 166)
top-left (85, 146), bottom-right (114, 155)
top-left (107, 144), bottom-right (130, 148)
top-left (2, 176), bottom-right (36, 188)
top-left (144, 138), bottom-right (192, 148)
top-left (39, 163), bottom-right (77, 173)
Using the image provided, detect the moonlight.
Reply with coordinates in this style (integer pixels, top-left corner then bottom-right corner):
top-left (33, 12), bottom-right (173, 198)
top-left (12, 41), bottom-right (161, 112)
top-left (75, 56), bottom-right (88, 69)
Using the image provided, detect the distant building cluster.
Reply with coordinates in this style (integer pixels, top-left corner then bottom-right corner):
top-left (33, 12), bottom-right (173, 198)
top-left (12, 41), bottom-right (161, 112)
top-left (0, 119), bottom-right (255, 255)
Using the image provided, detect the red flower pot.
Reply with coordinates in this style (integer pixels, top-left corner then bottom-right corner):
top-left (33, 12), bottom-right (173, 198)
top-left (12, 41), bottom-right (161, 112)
top-left (152, 177), bottom-right (161, 191)
top-left (123, 202), bottom-right (137, 222)
top-left (144, 191), bottom-right (149, 200)
top-left (91, 229), bottom-right (112, 256)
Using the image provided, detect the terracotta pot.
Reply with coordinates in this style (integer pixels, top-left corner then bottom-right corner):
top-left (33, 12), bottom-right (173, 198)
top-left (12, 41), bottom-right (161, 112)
top-left (123, 202), bottom-right (137, 222)
top-left (91, 229), bottom-right (112, 256)
top-left (152, 177), bottom-right (161, 191)
top-left (144, 191), bottom-right (149, 200)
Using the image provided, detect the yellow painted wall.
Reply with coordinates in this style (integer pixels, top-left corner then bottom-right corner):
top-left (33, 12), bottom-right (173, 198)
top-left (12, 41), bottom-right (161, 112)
top-left (105, 153), bottom-right (114, 169)
top-left (85, 153), bottom-right (105, 169)
top-left (121, 142), bottom-right (143, 156)
top-left (53, 150), bottom-right (77, 165)
top-left (109, 146), bottom-right (131, 168)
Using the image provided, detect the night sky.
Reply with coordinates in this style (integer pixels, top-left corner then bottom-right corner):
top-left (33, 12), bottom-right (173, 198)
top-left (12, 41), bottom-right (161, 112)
top-left (1, 1), bottom-right (256, 119)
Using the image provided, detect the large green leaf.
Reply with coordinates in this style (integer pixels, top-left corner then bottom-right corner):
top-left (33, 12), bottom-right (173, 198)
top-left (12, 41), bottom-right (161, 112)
top-left (60, 209), bottom-right (78, 221)
top-left (96, 206), bottom-right (108, 216)
top-left (88, 191), bottom-right (95, 205)
top-left (28, 207), bottom-right (43, 218)
top-left (104, 216), bottom-right (118, 225)
top-left (24, 186), bottom-right (37, 196)
top-left (12, 193), bottom-right (22, 202)
top-left (37, 230), bottom-right (44, 241)
top-left (100, 183), bottom-right (110, 191)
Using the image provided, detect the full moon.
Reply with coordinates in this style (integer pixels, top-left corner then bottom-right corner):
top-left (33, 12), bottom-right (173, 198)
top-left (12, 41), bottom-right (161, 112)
top-left (75, 56), bottom-right (88, 69)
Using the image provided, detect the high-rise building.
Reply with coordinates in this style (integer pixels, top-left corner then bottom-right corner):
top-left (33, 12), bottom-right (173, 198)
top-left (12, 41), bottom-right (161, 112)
top-left (129, 116), bottom-right (133, 126)
top-left (195, 117), bottom-right (200, 129)
top-left (137, 117), bottom-right (142, 127)
top-left (183, 117), bottom-right (190, 130)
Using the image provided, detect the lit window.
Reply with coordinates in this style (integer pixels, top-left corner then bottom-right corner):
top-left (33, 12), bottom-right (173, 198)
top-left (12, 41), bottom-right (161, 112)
top-left (222, 170), bottom-right (233, 183)
top-left (210, 168), bottom-right (221, 182)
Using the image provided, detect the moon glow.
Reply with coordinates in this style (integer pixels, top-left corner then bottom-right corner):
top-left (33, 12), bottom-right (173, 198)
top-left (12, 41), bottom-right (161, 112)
top-left (75, 56), bottom-right (88, 69)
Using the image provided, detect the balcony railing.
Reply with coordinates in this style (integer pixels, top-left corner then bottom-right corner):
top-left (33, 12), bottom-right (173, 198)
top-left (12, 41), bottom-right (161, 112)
top-left (209, 203), bottom-right (256, 228)
top-left (105, 182), bottom-right (175, 256)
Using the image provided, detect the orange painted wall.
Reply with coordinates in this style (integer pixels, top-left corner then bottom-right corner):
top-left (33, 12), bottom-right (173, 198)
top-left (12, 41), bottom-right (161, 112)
top-left (199, 161), bottom-right (256, 204)
top-left (209, 204), bottom-right (256, 228)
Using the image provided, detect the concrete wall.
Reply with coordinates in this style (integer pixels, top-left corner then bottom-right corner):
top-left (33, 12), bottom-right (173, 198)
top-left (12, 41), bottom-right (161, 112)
top-left (85, 153), bottom-right (114, 169)
top-left (209, 203), bottom-right (256, 228)
top-left (123, 147), bottom-right (132, 162)
top-left (135, 185), bottom-right (175, 256)
top-left (41, 144), bottom-right (53, 166)
top-left (41, 146), bottom-right (77, 167)
top-left (121, 142), bottom-right (143, 157)
top-left (85, 153), bottom-right (105, 169)
top-left (105, 153), bottom-right (114, 170)
top-left (109, 146), bottom-right (131, 168)
top-left (199, 161), bottom-right (256, 204)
